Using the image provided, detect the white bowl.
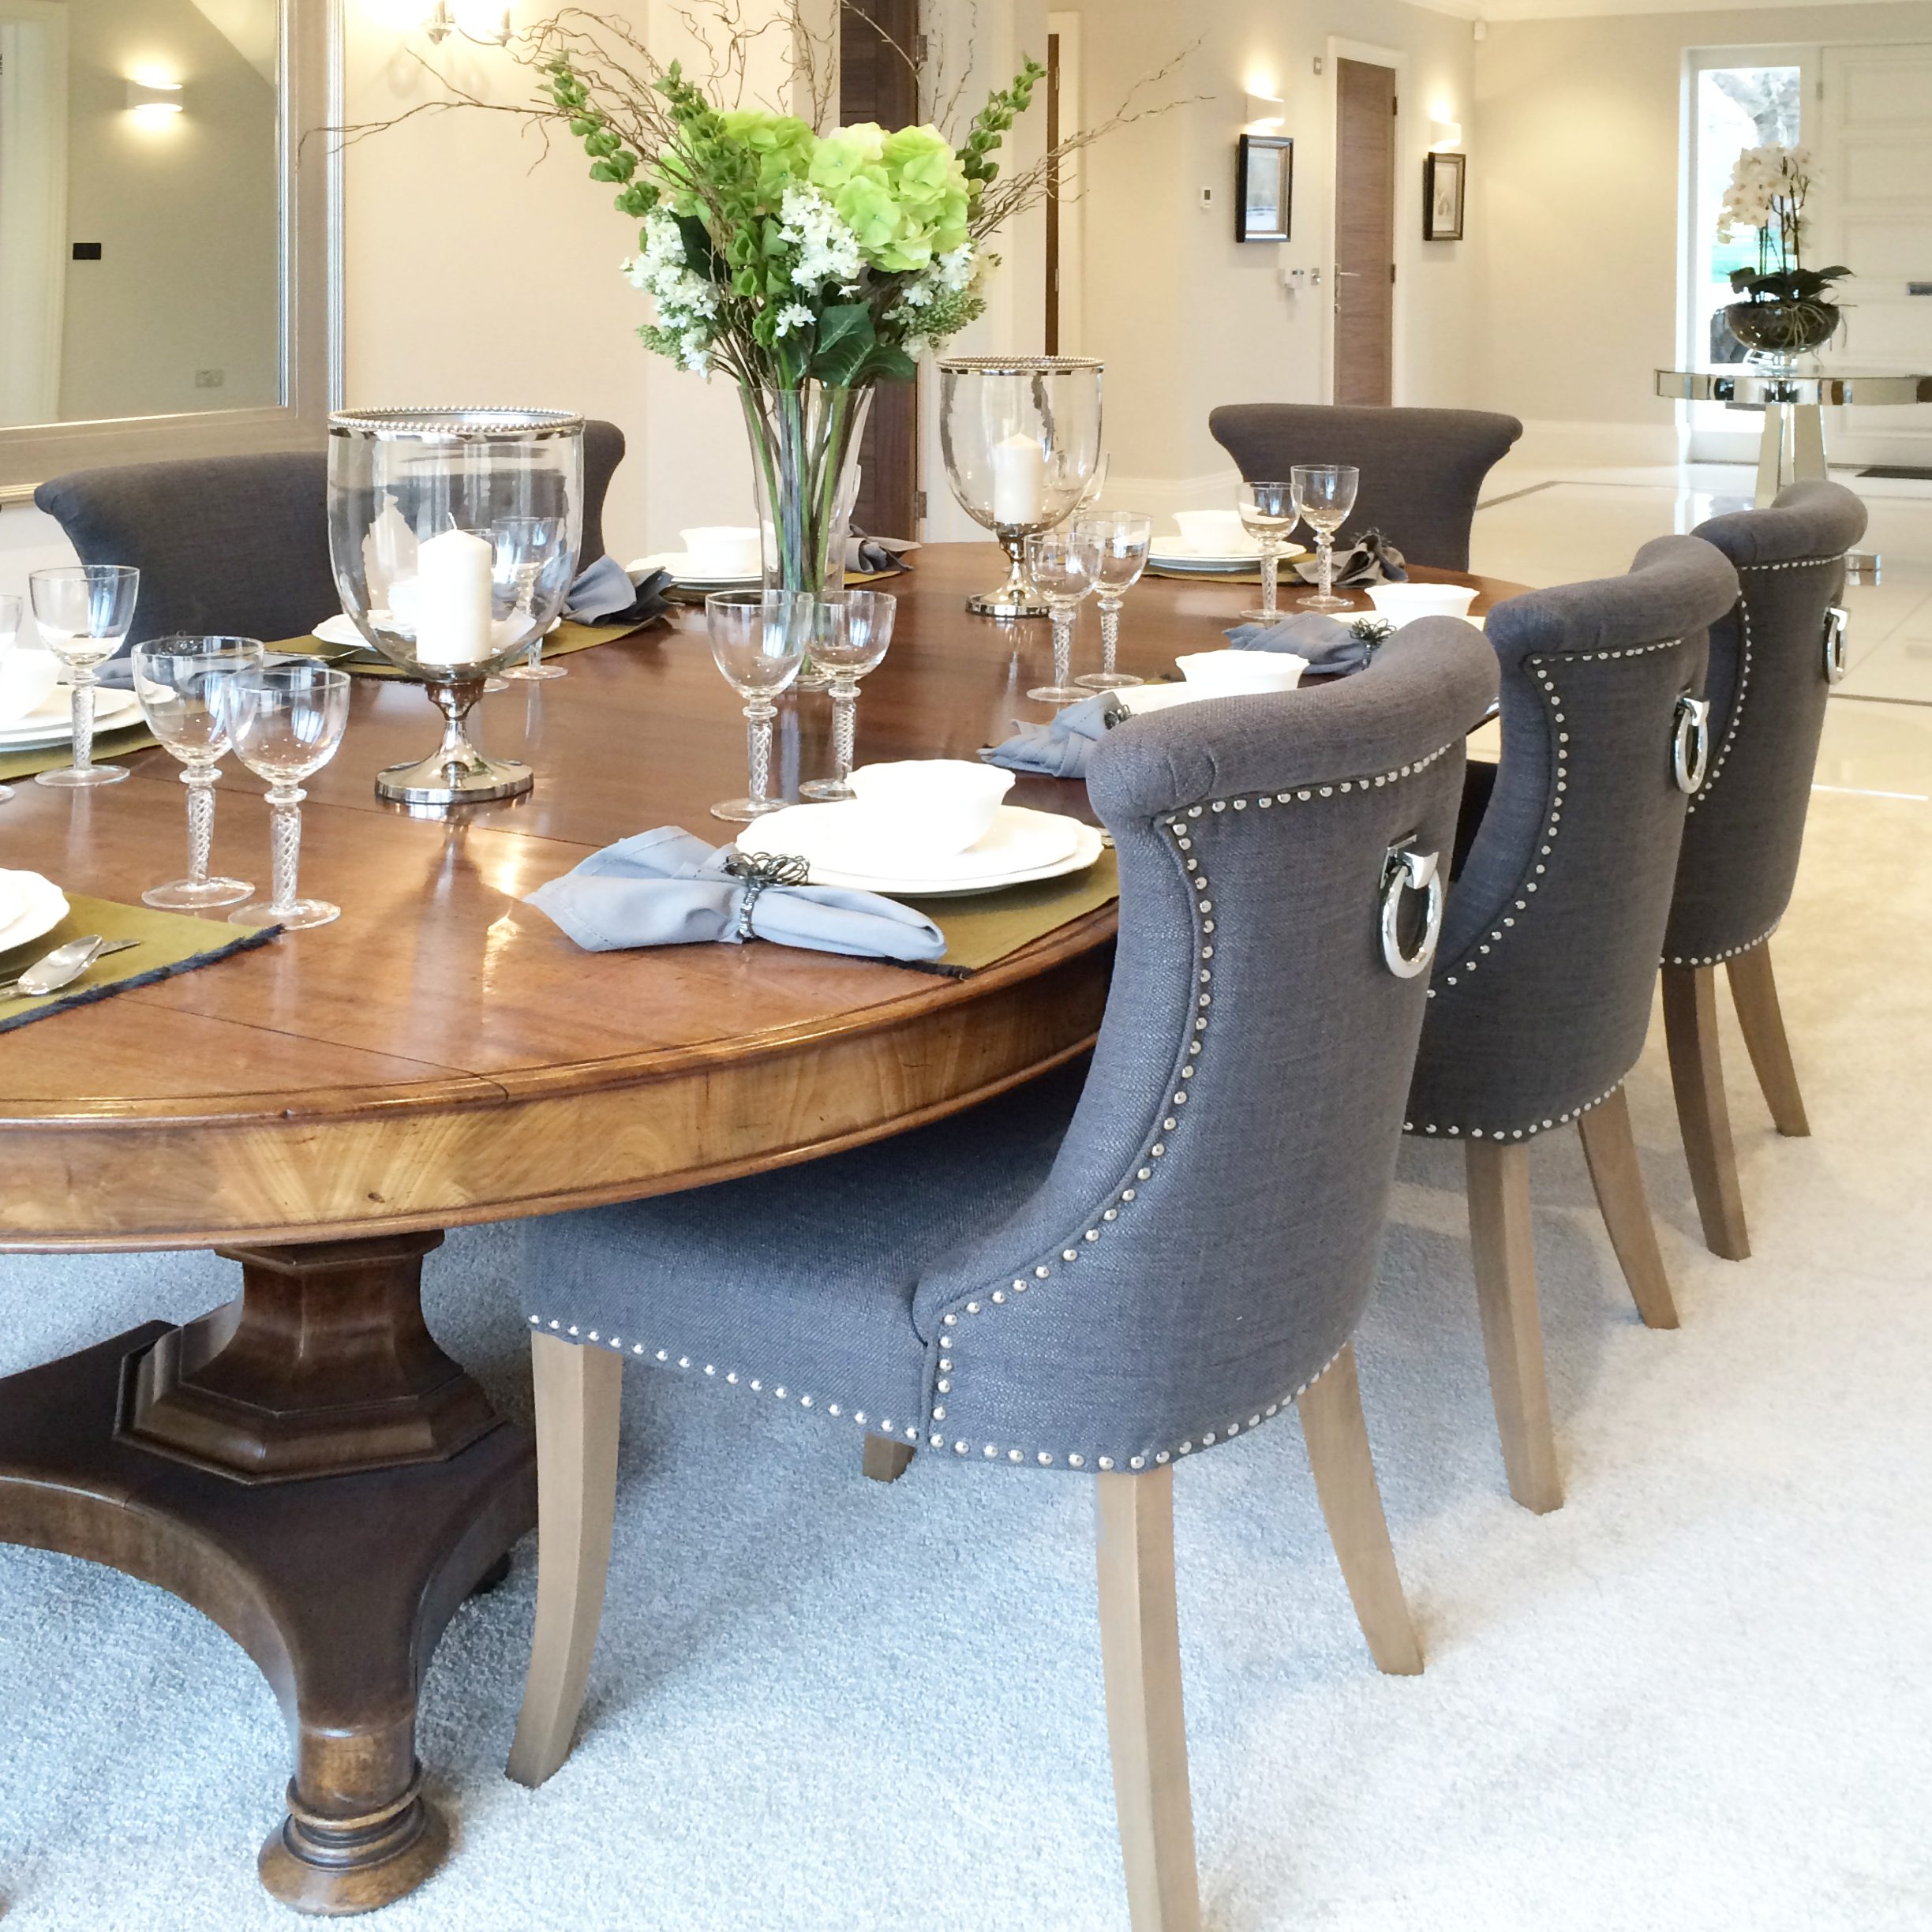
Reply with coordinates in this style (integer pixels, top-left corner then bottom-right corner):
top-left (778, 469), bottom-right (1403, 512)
top-left (1172, 510), bottom-right (1260, 556)
top-left (844, 759), bottom-right (1015, 858)
top-left (1175, 649), bottom-right (1308, 695)
top-left (680, 526), bottom-right (763, 578)
top-left (1364, 582), bottom-right (1479, 623)
top-left (0, 649), bottom-right (61, 727)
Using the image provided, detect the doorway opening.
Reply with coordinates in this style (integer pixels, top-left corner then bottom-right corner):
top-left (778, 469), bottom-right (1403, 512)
top-left (1332, 56), bottom-right (1396, 407)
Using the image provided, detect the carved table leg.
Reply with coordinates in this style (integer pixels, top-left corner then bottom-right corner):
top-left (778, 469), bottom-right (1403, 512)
top-left (0, 1233), bottom-right (536, 1917)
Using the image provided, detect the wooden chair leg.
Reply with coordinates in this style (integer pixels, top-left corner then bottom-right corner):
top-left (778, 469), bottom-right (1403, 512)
top-left (1465, 1142), bottom-right (1563, 1514)
top-left (507, 1333), bottom-right (624, 1790)
top-left (1297, 1343), bottom-right (1424, 1676)
top-left (1094, 1469), bottom-right (1202, 1932)
top-left (1662, 964), bottom-right (1751, 1260)
top-left (1727, 942), bottom-right (1810, 1137)
top-left (1576, 1086), bottom-right (1680, 1331)
top-left (863, 1434), bottom-right (915, 1483)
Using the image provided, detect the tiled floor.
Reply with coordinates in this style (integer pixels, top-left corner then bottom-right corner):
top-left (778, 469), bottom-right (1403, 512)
top-left (1471, 461), bottom-right (1932, 802)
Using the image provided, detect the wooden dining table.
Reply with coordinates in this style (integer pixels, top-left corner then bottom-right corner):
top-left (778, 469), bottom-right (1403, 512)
top-left (0, 542), bottom-right (1522, 1915)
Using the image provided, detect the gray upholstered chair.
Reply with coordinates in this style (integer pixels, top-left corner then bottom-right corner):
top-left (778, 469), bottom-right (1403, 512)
top-left (32, 421), bottom-right (627, 653)
top-left (1207, 405), bottom-right (1522, 570)
top-left (1405, 535), bottom-right (1740, 1513)
top-left (1663, 481), bottom-right (1868, 1260)
top-left (502, 624), bottom-right (1499, 1931)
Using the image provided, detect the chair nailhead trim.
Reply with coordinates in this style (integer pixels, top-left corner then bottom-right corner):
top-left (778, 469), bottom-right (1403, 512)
top-left (922, 741), bottom-right (1459, 1471)
top-left (1407, 1080), bottom-right (1619, 1142)
top-left (1664, 917), bottom-right (1782, 969)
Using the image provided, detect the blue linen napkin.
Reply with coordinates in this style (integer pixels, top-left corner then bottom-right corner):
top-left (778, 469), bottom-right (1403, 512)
top-left (981, 692), bottom-right (1127, 778)
top-left (1224, 611), bottom-right (1377, 676)
top-left (566, 553), bottom-right (644, 623)
top-left (524, 826), bottom-right (947, 964)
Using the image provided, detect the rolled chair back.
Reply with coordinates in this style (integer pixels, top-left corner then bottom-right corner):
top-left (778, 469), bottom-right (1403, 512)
top-left (1407, 534), bottom-right (1741, 1141)
top-left (33, 420), bottom-right (629, 652)
top-left (1208, 404), bottom-right (1522, 570)
top-left (912, 623), bottom-right (1499, 1470)
top-left (1668, 479), bottom-right (1868, 966)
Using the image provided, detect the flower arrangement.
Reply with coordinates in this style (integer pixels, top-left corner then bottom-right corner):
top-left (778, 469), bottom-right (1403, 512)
top-left (1716, 144), bottom-right (1848, 350)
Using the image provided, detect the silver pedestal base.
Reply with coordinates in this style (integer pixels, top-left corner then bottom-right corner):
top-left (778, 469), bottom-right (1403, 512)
top-left (968, 591), bottom-right (1050, 620)
top-left (376, 677), bottom-right (533, 807)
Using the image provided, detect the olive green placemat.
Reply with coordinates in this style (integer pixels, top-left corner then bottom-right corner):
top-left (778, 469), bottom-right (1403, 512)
top-left (901, 846), bottom-right (1118, 975)
top-left (266, 616), bottom-right (662, 678)
top-left (0, 894), bottom-right (279, 1035)
top-left (0, 721), bottom-right (160, 784)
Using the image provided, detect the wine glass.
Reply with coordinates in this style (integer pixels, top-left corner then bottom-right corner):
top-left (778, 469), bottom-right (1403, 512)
top-left (1028, 530), bottom-right (1103, 705)
top-left (1237, 483), bottom-right (1300, 623)
top-left (1291, 464), bottom-right (1361, 612)
top-left (0, 595), bottom-right (20, 805)
top-left (1073, 512), bottom-right (1152, 689)
top-left (130, 637), bottom-right (263, 908)
top-left (28, 564), bottom-right (140, 788)
top-left (498, 518), bottom-right (576, 683)
top-left (707, 590), bottom-right (810, 822)
top-left (220, 664), bottom-right (352, 930)
top-left (799, 590), bottom-right (898, 803)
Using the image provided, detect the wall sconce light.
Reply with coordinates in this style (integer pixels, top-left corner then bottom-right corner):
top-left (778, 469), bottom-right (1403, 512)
top-left (1245, 91), bottom-right (1286, 129)
top-left (424, 0), bottom-right (512, 44)
top-left (1428, 118), bottom-right (1463, 150)
top-left (125, 78), bottom-right (185, 118)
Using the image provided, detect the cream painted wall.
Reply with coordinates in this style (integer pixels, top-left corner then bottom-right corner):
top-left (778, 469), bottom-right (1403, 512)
top-left (1063, 0), bottom-right (1483, 515)
top-left (1473, 0), bottom-right (1932, 464)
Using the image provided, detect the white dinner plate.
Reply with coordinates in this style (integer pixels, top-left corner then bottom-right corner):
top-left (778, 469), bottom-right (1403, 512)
top-left (737, 803), bottom-right (1104, 897)
top-left (629, 552), bottom-right (763, 591)
top-left (313, 613), bottom-right (376, 650)
top-left (0, 687), bottom-right (144, 748)
top-left (0, 871), bottom-right (72, 958)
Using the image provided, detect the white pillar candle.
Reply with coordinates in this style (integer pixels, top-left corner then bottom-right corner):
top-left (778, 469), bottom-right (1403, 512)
top-left (990, 432), bottom-right (1048, 527)
top-left (414, 527), bottom-right (496, 666)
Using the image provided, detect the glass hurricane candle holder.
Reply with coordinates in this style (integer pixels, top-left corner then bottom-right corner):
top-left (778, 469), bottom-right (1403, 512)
top-left (1073, 512), bottom-right (1152, 689)
top-left (327, 408), bottom-right (584, 807)
top-left (937, 356), bottom-right (1103, 619)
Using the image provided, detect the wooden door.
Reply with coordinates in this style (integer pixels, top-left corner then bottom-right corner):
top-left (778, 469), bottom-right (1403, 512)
top-left (841, 0), bottom-right (921, 537)
top-left (1334, 58), bottom-right (1396, 407)
top-left (1046, 32), bottom-right (1061, 354)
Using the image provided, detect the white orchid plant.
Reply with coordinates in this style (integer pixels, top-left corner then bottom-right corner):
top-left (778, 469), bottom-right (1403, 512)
top-left (1716, 144), bottom-right (1848, 310)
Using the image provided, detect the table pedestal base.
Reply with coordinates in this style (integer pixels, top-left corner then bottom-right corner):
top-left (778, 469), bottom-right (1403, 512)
top-left (0, 1250), bottom-right (537, 1917)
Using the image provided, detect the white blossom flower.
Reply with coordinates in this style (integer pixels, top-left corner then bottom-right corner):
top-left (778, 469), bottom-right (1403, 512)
top-left (773, 303), bottom-right (815, 338)
top-left (777, 185), bottom-right (863, 290)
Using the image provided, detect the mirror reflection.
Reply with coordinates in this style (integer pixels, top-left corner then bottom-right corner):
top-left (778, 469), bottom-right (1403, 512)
top-left (0, 0), bottom-right (282, 429)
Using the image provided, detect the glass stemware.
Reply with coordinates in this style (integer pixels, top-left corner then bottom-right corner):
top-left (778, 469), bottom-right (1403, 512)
top-left (499, 518), bottom-right (576, 682)
top-left (131, 637), bottom-right (264, 908)
top-left (221, 664), bottom-right (352, 930)
top-left (0, 594), bottom-right (20, 805)
top-left (707, 590), bottom-right (810, 822)
top-left (1291, 463), bottom-right (1361, 612)
top-left (799, 590), bottom-right (898, 803)
top-left (1073, 512), bottom-right (1152, 689)
top-left (28, 564), bottom-right (140, 788)
top-left (1237, 482), bottom-right (1301, 623)
top-left (1028, 530), bottom-right (1103, 705)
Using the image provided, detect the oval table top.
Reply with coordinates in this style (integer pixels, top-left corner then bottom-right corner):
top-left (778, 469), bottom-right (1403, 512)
top-left (0, 545), bottom-right (1522, 1251)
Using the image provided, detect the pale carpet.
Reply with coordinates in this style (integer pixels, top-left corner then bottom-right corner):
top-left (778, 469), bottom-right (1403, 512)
top-left (1, 788), bottom-right (1927, 1932)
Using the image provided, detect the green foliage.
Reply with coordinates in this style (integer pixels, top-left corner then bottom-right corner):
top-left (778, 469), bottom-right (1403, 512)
top-left (957, 55), bottom-right (1046, 195)
top-left (1730, 264), bottom-right (1851, 302)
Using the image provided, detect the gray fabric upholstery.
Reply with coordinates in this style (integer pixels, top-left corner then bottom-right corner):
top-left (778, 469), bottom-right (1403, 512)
top-left (1407, 535), bottom-right (1740, 1140)
top-left (32, 421), bottom-right (627, 653)
top-left (1666, 481), bottom-right (1867, 965)
top-left (1208, 405), bottom-right (1522, 570)
top-left (516, 622), bottom-right (1499, 1473)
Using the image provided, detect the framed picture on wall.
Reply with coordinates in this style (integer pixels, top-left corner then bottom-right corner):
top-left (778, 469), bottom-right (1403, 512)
top-left (1237, 134), bottom-right (1294, 243)
top-left (1424, 151), bottom-right (1466, 241)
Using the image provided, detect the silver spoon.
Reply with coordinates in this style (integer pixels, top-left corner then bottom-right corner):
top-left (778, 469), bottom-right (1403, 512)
top-left (0, 935), bottom-right (140, 1000)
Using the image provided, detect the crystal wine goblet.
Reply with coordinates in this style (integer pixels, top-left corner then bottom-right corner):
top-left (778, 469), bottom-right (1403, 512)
top-left (221, 664), bottom-right (352, 930)
top-left (0, 594), bottom-right (20, 805)
top-left (707, 590), bottom-right (811, 822)
top-left (1028, 530), bottom-right (1103, 705)
top-left (131, 636), bottom-right (264, 908)
top-left (1073, 512), bottom-right (1152, 689)
top-left (499, 518), bottom-right (576, 682)
top-left (1237, 482), bottom-right (1301, 623)
top-left (799, 590), bottom-right (898, 803)
top-left (28, 564), bottom-right (140, 788)
top-left (1292, 463), bottom-right (1361, 612)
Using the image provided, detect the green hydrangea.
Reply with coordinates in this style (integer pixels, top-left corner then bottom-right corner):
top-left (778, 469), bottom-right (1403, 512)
top-left (807, 121), bottom-right (972, 274)
top-left (717, 110), bottom-right (818, 207)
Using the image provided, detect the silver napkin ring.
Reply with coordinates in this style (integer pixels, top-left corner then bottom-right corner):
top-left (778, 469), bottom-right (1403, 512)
top-left (1823, 605), bottom-right (1851, 685)
top-left (1673, 695), bottom-right (1712, 795)
top-left (722, 850), bottom-right (810, 940)
top-left (1380, 841), bottom-right (1443, 980)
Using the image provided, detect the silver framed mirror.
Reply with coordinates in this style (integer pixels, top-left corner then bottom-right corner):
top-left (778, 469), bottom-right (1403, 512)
top-left (0, 0), bottom-right (341, 500)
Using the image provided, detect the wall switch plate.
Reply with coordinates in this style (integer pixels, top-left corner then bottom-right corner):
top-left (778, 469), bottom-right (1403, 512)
top-left (195, 369), bottom-right (225, 388)
top-left (1312, 56), bottom-right (1324, 75)
top-left (71, 242), bottom-right (103, 261)
top-left (1199, 185), bottom-right (1215, 208)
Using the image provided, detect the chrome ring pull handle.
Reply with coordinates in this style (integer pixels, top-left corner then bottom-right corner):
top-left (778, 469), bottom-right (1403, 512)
top-left (1673, 695), bottom-right (1712, 795)
top-left (1823, 605), bottom-right (1851, 685)
top-left (1380, 841), bottom-right (1443, 980)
